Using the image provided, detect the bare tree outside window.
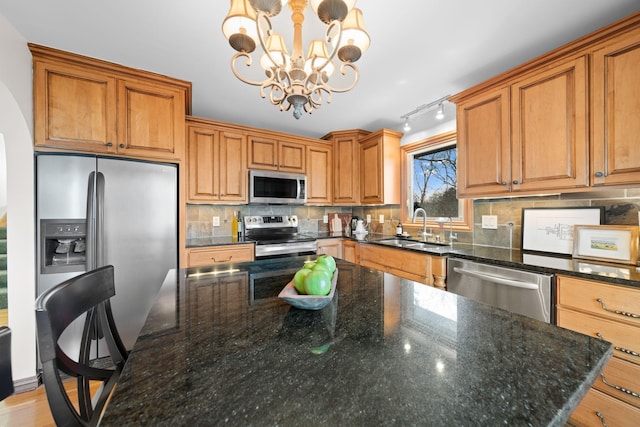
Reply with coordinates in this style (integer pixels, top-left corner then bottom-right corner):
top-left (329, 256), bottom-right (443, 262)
top-left (412, 145), bottom-right (460, 219)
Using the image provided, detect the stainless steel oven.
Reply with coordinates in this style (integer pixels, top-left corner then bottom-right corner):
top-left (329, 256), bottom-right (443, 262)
top-left (447, 258), bottom-right (555, 324)
top-left (244, 215), bottom-right (317, 259)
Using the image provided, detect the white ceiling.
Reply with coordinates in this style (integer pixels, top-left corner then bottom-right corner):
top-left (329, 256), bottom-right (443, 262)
top-left (1, 0), bottom-right (639, 139)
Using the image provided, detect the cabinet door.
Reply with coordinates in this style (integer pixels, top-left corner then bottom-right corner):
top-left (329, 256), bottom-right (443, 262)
top-left (219, 131), bottom-right (247, 202)
top-left (278, 141), bottom-right (306, 173)
top-left (306, 145), bottom-right (332, 204)
top-left (117, 79), bottom-right (185, 161)
top-left (33, 60), bottom-right (117, 153)
top-left (317, 239), bottom-right (342, 258)
top-left (592, 29), bottom-right (640, 186)
top-left (360, 135), bottom-right (383, 204)
top-left (332, 135), bottom-right (359, 204)
top-left (511, 56), bottom-right (589, 192)
top-left (248, 135), bottom-right (278, 170)
top-left (187, 125), bottom-right (219, 201)
top-left (456, 86), bottom-right (511, 197)
top-left (342, 240), bottom-right (359, 264)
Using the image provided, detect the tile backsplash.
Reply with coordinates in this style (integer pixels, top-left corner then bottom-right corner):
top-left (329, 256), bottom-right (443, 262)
top-left (187, 187), bottom-right (640, 251)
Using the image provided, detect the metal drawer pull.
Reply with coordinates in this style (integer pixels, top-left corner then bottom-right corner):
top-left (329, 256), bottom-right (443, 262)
top-left (596, 298), bottom-right (640, 319)
top-left (595, 411), bottom-right (609, 427)
top-left (600, 373), bottom-right (640, 398)
top-left (596, 332), bottom-right (640, 358)
top-left (212, 256), bottom-right (232, 262)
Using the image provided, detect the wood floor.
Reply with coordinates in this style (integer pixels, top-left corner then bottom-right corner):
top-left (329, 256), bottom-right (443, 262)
top-left (0, 380), bottom-right (101, 426)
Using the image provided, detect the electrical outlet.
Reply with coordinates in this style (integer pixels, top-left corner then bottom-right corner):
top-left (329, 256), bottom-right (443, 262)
top-left (482, 215), bottom-right (498, 229)
top-left (212, 216), bottom-right (220, 227)
top-left (379, 214), bottom-right (384, 223)
top-left (323, 214), bottom-right (329, 224)
top-left (366, 214), bottom-right (371, 223)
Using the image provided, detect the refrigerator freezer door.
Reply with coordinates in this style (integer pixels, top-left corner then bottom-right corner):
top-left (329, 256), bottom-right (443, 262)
top-left (98, 158), bottom-right (177, 349)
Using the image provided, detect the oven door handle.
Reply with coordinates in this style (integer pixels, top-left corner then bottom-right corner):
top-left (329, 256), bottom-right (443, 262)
top-left (452, 267), bottom-right (540, 290)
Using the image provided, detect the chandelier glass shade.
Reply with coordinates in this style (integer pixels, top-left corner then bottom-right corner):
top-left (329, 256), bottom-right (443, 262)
top-left (222, 0), bottom-right (370, 119)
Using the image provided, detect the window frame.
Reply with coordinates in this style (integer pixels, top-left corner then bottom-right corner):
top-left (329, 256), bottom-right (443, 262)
top-left (400, 130), bottom-right (473, 233)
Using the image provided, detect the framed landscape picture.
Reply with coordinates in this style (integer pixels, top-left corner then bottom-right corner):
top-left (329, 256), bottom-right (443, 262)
top-left (573, 225), bottom-right (639, 265)
top-left (521, 207), bottom-right (604, 255)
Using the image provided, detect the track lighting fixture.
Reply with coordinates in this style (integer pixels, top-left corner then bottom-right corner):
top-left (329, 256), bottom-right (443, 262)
top-left (400, 95), bottom-right (450, 131)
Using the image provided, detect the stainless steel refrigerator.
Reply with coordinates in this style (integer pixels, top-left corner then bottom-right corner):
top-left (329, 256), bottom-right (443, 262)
top-left (36, 153), bottom-right (177, 354)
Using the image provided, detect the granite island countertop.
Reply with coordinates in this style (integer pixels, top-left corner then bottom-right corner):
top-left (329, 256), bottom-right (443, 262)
top-left (100, 257), bottom-right (611, 426)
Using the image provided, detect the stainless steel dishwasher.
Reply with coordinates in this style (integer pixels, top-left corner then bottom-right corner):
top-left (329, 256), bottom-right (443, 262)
top-left (447, 258), bottom-right (555, 324)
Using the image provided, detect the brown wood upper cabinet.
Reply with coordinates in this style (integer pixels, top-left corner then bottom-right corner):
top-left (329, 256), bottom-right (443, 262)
top-left (591, 27), bottom-right (640, 187)
top-left (306, 144), bottom-right (333, 205)
top-left (453, 13), bottom-right (640, 197)
top-left (248, 134), bottom-right (306, 173)
top-left (186, 118), bottom-right (247, 203)
top-left (359, 129), bottom-right (402, 205)
top-left (30, 44), bottom-right (190, 162)
top-left (323, 129), bottom-right (370, 205)
top-left (456, 56), bottom-right (589, 198)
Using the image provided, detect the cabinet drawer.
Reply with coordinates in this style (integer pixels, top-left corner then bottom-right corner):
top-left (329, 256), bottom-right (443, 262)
top-left (557, 276), bottom-right (640, 326)
top-left (359, 245), bottom-right (428, 282)
top-left (557, 308), bottom-right (640, 366)
top-left (593, 357), bottom-right (640, 408)
top-left (187, 244), bottom-right (254, 267)
top-left (569, 388), bottom-right (640, 427)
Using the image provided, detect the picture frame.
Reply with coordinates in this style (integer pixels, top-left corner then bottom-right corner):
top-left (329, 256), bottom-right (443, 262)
top-left (573, 225), bottom-right (639, 265)
top-left (521, 207), bottom-right (604, 255)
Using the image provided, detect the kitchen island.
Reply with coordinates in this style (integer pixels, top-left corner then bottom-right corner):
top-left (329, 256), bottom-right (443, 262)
top-left (100, 257), bottom-right (611, 426)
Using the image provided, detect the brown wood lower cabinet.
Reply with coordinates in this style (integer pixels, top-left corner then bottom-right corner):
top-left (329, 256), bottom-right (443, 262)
top-left (556, 275), bottom-right (640, 426)
top-left (358, 243), bottom-right (446, 288)
top-left (342, 239), bottom-right (359, 264)
top-left (186, 244), bottom-right (254, 267)
top-left (317, 238), bottom-right (342, 259)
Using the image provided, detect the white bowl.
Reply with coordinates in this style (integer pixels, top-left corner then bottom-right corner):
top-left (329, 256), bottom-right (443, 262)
top-left (278, 268), bottom-right (338, 310)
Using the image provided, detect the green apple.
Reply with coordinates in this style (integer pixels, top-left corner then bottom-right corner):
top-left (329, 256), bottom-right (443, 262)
top-left (305, 270), bottom-right (332, 296)
top-left (293, 268), bottom-right (312, 294)
top-left (315, 254), bottom-right (336, 273)
top-left (303, 260), bottom-right (317, 270)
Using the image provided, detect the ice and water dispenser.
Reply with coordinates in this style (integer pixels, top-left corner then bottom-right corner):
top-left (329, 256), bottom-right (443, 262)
top-left (40, 219), bottom-right (87, 274)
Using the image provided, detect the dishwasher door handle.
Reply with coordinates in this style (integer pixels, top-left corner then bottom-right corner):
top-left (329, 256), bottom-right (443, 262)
top-left (452, 267), bottom-right (540, 290)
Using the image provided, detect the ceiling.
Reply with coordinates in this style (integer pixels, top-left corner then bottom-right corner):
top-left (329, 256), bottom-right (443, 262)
top-left (1, 1), bottom-right (639, 139)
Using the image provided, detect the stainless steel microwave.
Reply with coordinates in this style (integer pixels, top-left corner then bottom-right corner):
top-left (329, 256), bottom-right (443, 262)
top-left (249, 170), bottom-right (306, 204)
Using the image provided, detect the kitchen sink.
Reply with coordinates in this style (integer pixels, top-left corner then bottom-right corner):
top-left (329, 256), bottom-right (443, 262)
top-left (374, 238), bottom-right (453, 254)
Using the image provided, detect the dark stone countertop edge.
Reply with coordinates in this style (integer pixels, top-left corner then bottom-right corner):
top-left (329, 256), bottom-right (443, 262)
top-left (187, 232), bottom-right (640, 288)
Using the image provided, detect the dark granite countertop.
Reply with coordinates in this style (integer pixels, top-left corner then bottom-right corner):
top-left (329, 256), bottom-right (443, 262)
top-left (186, 236), bottom-right (256, 247)
top-left (101, 257), bottom-right (611, 426)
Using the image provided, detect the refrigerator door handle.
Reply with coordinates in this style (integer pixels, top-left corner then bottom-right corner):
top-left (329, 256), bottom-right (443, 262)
top-left (96, 171), bottom-right (105, 268)
top-left (86, 172), bottom-right (96, 271)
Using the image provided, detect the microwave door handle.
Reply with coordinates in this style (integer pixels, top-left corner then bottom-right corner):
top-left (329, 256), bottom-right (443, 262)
top-left (452, 267), bottom-right (540, 290)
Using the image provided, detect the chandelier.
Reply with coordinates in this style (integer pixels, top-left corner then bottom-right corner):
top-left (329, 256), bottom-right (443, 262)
top-left (222, 0), bottom-right (370, 119)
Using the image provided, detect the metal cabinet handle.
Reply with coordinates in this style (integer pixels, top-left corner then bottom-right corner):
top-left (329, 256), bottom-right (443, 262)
top-left (595, 171), bottom-right (604, 178)
top-left (512, 180), bottom-right (520, 185)
top-left (600, 373), bottom-right (640, 399)
top-left (597, 298), bottom-right (640, 319)
top-left (106, 142), bottom-right (113, 147)
top-left (501, 182), bottom-right (507, 186)
top-left (212, 256), bottom-right (232, 263)
top-left (596, 332), bottom-right (639, 358)
top-left (595, 411), bottom-right (609, 427)
top-left (119, 143), bottom-right (125, 148)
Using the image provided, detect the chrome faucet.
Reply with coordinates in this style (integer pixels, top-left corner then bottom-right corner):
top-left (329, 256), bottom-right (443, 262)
top-left (412, 208), bottom-right (428, 240)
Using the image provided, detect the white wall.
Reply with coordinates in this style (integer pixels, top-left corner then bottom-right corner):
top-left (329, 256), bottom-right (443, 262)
top-left (0, 12), bottom-right (37, 386)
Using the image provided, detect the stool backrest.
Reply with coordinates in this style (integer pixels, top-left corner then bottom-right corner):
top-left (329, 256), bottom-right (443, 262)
top-left (35, 265), bottom-right (128, 426)
top-left (0, 326), bottom-right (13, 401)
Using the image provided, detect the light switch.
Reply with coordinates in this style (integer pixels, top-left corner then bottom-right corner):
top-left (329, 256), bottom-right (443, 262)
top-left (323, 214), bottom-right (329, 224)
top-left (366, 214), bottom-right (372, 223)
top-left (213, 216), bottom-right (220, 227)
top-left (482, 215), bottom-right (498, 229)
